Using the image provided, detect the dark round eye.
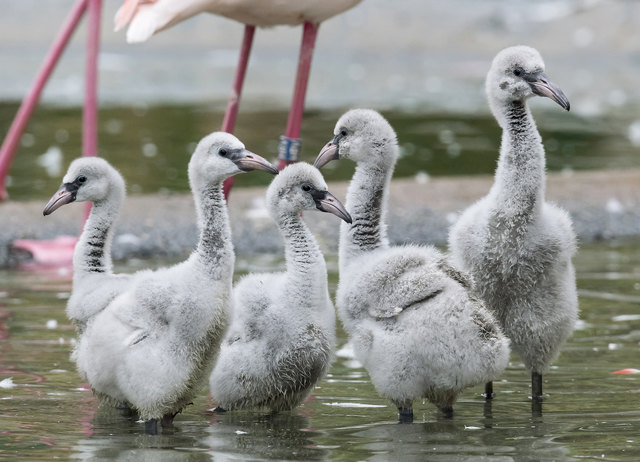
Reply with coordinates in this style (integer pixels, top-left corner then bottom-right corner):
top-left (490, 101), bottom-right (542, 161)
top-left (302, 184), bottom-right (311, 192)
top-left (340, 129), bottom-right (347, 137)
top-left (77, 176), bottom-right (87, 184)
top-left (219, 148), bottom-right (228, 157)
top-left (513, 68), bottom-right (522, 77)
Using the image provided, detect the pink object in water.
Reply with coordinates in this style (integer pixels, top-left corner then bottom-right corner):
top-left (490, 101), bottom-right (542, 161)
top-left (612, 368), bottom-right (640, 374)
top-left (13, 236), bottom-right (78, 266)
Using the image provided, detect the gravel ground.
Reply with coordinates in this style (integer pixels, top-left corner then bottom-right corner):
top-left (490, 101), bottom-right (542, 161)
top-left (1, 168), bottom-right (639, 268)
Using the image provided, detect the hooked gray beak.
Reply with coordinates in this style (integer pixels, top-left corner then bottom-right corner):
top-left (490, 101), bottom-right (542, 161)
top-left (526, 72), bottom-right (570, 111)
top-left (314, 132), bottom-right (344, 169)
top-left (314, 190), bottom-right (352, 224)
top-left (314, 142), bottom-right (339, 169)
top-left (232, 150), bottom-right (278, 175)
top-left (43, 183), bottom-right (78, 216)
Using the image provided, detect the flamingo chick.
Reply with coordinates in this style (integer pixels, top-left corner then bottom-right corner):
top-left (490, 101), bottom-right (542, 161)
top-left (448, 46), bottom-right (578, 406)
top-left (210, 162), bottom-right (351, 412)
top-left (314, 109), bottom-right (510, 421)
top-left (43, 133), bottom-right (277, 433)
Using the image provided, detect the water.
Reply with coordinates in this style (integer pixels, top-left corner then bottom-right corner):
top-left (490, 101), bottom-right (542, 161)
top-left (2, 103), bottom-right (639, 201)
top-left (1, 240), bottom-right (640, 460)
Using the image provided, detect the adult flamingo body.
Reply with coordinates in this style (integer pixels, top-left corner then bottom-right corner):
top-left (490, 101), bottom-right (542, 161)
top-left (115, 0), bottom-right (363, 196)
top-left (115, 0), bottom-right (362, 42)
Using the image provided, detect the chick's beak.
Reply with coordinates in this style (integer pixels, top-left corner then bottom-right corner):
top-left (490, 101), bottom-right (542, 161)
top-left (43, 183), bottom-right (78, 216)
top-left (233, 150), bottom-right (278, 175)
top-left (313, 142), bottom-right (339, 169)
top-left (527, 72), bottom-right (570, 111)
top-left (315, 191), bottom-right (352, 224)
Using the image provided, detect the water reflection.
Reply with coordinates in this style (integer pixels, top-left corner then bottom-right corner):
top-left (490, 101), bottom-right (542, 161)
top-left (202, 412), bottom-right (327, 460)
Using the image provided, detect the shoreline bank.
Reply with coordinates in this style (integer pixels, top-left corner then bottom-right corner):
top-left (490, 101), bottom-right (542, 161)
top-left (1, 168), bottom-right (639, 267)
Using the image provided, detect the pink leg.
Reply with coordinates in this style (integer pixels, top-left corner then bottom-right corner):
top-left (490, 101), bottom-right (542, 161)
top-left (278, 21), bottom-right (319, 171)
top-left (222, 25), bottom-right (256, 199)
top-left (83, 0), bottom-right (101, 158)
top-left (0, 0), bottom-right (89, 201)
top-left (83, 0), bottom-right (102, 221)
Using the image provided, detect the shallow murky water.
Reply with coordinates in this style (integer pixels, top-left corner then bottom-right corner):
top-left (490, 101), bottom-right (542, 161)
top-left (1, 240), bottom-right (639, 460)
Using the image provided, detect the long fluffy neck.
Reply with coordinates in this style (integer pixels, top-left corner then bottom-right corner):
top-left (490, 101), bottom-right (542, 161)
top-left (489, 100), bottom-right (545, 225)
top-left (278, 211), bottom-right (327, 300)
top-left (192, 183), bottom-right (234, 279)
top-left (340, 158), bottom-right (392, 268)
top-left (73, 196), bottom-right (121, 276)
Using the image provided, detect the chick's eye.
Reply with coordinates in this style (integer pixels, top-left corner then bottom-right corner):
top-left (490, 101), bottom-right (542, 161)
top-left (340, 129), bottom-right (347, 137)
top-left (513, 68), bottom-right (522, 77)
top-left (302, 184), bottom-right (311, 192)
top-left (219, 148), bottom-right (228, 157)
top-left (78, 176), bottom-right (87, 184)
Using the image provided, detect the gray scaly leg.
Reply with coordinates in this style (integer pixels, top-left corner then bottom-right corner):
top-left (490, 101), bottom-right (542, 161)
top-left (531, 372), bottom-right (543, 415)
top-left (483, 381), bottom-right (494, 400)
top-left (531, 372), bottom-right (543, 401)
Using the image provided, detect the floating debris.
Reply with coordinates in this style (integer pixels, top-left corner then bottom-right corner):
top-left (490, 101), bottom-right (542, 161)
top-left (605, 198), bottom-right (624, 215)
top-left (37, 146), bottom-right (63, 177)
top-left (142, 142), bottom-right (158, 158)
top-left (0, 377), bottom-right (15, 389)
top-left (322, 402), bottom-right (386, 408)
top-left (612, 314), bottom-right (640, 322)
top-left (628, 121), bottom-right (640, 147)
top-left (414, 171), bottom-right (430, 185)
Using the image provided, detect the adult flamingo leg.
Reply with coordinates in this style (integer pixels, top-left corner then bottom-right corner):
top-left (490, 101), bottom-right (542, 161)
top-left (0, 0), bottom-right (89, 201)
top-left (277, 21), bottom-right (319, 171)
top-left (7, 0), bottom-right (103, 266)
top-left (222, 25), bottom-right (256, 199)
top-left (83, 0), bottom-right (102, 221)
